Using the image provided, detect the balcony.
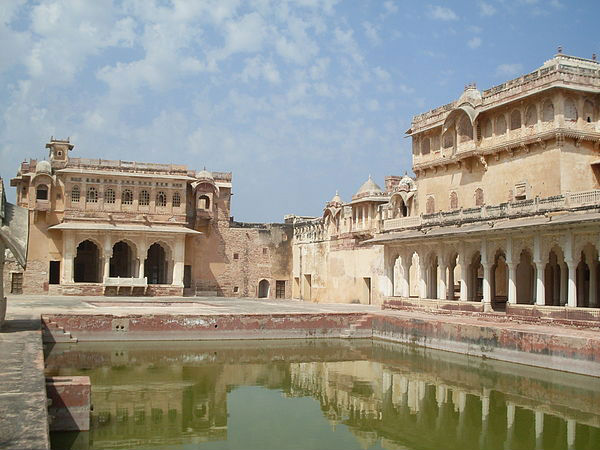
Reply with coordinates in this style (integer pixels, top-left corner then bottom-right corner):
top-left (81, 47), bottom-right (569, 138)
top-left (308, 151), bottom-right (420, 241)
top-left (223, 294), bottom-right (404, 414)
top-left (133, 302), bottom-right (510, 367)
top-left (383, 189), bottom-right (600, 232)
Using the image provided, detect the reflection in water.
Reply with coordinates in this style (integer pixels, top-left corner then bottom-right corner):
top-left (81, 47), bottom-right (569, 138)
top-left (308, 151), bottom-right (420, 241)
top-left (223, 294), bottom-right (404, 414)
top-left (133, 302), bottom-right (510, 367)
top-left (45, 339), bottom-right (600, 450)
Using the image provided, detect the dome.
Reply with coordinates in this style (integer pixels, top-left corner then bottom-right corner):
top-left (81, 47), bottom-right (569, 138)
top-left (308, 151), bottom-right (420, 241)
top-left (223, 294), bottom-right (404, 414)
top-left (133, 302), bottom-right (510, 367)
top-left (458, 84), bottom-right (482, 107)
top-left (35, 160), bottom-right (52, 174)
top-left (354, 175), bottom-right (383, 198)
top-left (197, 168), bottom-right (214, 181)
top-left (329, 190), bottom-right (342, 205)
top-left (398, 174), bottom-right (415, 191)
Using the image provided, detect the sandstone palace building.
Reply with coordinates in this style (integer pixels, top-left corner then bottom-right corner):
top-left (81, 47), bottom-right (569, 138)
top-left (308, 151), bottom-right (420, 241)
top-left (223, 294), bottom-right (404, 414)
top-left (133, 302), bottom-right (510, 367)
top-left (4, 52), bottom-right (600, 315)
top-left (4, 141), bottom-right (291, 297)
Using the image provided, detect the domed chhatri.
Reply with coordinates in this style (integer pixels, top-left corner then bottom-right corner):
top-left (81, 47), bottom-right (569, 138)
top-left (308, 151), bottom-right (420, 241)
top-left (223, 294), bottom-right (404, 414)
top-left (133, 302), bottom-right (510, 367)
top-left (197, 168), bottom-right (214, 181)
top-left (35, 160), bottom-right (52, 174)
top-left (353, 175), bottom-right (383, 200)
top-left (328, 190), bottom-right (342, 206)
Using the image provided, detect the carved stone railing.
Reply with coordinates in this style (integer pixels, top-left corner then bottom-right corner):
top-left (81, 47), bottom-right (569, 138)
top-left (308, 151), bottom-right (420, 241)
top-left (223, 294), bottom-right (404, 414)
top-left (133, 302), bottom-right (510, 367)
top-left (383, 189), bottom-right (600, 232)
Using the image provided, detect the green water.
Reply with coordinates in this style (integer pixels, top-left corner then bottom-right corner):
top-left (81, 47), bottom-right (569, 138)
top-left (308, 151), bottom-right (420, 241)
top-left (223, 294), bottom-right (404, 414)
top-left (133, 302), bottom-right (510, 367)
top-left (45, 339), bottom-right (600, 450)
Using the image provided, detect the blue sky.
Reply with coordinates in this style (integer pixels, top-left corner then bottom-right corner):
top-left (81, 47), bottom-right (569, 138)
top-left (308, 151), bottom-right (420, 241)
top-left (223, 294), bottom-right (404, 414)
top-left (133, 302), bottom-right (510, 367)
top-left (1, 0), bottom-right (598, 222)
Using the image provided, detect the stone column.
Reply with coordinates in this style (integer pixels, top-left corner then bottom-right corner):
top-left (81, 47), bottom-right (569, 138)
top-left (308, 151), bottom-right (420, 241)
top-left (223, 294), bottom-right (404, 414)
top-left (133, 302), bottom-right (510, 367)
top-left (419, 261), bottom-right (427, 299)
top-left (401, 257), bottom-right (410, 297)
top-left (567, 261), bottom-right (577, 307)
top-left (447, 262), bottom-right (455, 299)
top-left (560, 262), bottom-right (568, 305)
top-left (589, 261), bottom-right (597, 307)
top-left (63, 234), bottom-right (75, 283)
top-left (459, 254), bottom-right (468, 301)
top-left (535, 410), bottom-right (544, 450)
top-left (438, 261), bottom-right (447, 300)
top-left (535, 262), bottom-right (546, 306)
top-left (172, 238), bottom-right (185, 287)
top-left (482, 262), bottom-right (492, 305)
top-left (507, 263), bottom-right (517, 304)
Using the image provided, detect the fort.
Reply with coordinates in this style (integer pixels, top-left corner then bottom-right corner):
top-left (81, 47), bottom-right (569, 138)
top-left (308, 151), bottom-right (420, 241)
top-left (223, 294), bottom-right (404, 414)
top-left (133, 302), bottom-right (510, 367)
top-left (1, 52), bottom-right (600, 449)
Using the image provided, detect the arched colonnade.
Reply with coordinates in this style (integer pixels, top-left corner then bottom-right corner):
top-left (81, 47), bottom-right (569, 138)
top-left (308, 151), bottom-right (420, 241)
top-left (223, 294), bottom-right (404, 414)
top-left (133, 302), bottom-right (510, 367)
top-left (385, 231), bottom-right (600, 309)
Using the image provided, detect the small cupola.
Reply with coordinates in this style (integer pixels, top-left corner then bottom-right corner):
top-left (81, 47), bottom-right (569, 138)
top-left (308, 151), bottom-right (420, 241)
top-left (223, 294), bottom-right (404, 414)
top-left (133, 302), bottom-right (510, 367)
top-left (46, 137), bottom-right (73, 169)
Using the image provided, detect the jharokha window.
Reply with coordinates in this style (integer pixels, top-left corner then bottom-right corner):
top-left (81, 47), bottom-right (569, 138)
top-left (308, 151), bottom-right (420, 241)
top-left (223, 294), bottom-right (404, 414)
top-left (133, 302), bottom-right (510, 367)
top-left (139, 190), bottom-right (150, 206)
top-left (86, 186), bottom-right (98, 203)
top-left (425, 196), bottom-right (435, 214)
top-left (36, 185), bottom-right (48, 201)
top-left (449, 191), bottom-right (458, 210)
top-left (172, 192), bottom-right (181, 208)
top-left (475, 188), bottom-right (484, 206)
top-left (156, 191), bottom-right (167, 207)
top-left (71, 185), bottom-right (80, 202)
top-left (105, 188), bottom-right (115, 204)
top-left (122, 189), bottom-right (133, 205)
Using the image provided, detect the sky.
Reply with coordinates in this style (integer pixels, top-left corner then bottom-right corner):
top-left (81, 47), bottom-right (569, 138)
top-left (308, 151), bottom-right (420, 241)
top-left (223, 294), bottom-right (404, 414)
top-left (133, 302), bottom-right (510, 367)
top-left (1, 0), bottom-right (599, 222)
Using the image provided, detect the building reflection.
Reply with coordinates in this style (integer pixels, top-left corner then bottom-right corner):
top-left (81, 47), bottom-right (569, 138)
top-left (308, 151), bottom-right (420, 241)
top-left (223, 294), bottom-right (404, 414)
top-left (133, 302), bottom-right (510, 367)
top-left (46, 340), bottom-right (600, 450)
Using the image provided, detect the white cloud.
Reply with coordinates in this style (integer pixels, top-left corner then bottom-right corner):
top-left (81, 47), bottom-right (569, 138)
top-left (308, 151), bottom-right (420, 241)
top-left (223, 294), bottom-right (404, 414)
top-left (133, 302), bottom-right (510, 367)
top-left (333, 26), bottom-right (363, 64)
top-left (496, 63), bottom-right (523, 77)
top-left (218, 12), bottom-right (268, 58)
top-left (241, 56), bottom-right (281, 84)
top-left (428, 5), bottom-right (459, 21)
top-left (382, 1), bottom-right (399, 16)
top-left (479, 2), bottom-right (497, 16)
top-left (468, 37), bottom-right (482, 49)
top-left (362, 21), bottom-right (381, 45)
top-left (373, 67), bottom-right (391, 81)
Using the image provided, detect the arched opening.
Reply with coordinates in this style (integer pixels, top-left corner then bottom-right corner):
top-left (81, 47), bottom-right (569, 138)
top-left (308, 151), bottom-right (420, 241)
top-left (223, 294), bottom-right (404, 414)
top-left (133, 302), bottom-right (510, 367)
top-left (421, 137), bottom-right (431, 155)
top-left (449, 191), bottom-right (458, 210)
top-left (198, 195), bottom-right (210, 210)
top-left (525, 105), bottom-right (537, 126)
top-left (583, 100), bottom-right (595, 123)
top-left (457, 116), bottom-right (473, 142)
top-left (71, 185), bottom-right (80, 203)
top-left (442, 129), bottom-right (454, 149)
top-left (426, 255), bottom-right (438, 299)
top-left (492, 250), bottom-right (508, 310)
top-left (542, 100), bottom-right (554, 122)
top-left (481, 118), bottom-right (492, 139)
top-left (86, 187), bottom-right (98, 203)
top-left (74, 240), bottom-right (101, 283)
top-left (105, 188), bottom-right (116, 204)
top-left (510, 109), bottom-right (521, 130)
top-left (516, 250), bottom-right (534, 304)
top-left (448, 252), bottom-right (459, 300)
top-left (145, 243), bottom-right (168, 284)
top-left (576, 253), bottom-right (590, 307)
top-left (36, 184), bottom-right (48, 200)
top-left (469, 252), bottom-right (483, 301)
top-left (173, 192), bottom-right (181, 208)
top-left (258, 279), bottom-right (270, 298)
top-left (545, 249), bottom-right (564, 306)
top-left (391, 195), bottom-right (408, 218)
top-left (475, 188), bottom-right (484, 207)
top-left (110, 241), bottom-right (136, 278)
top-left (156, 191), bottom-right (167, 207)
top-left (122, 189), bottom-right (133, 205)
top-left (564, 98), bottom-right (578, 121)
top-left (425, 196), bottom-right (435, 214)
top-left (139, 190), bottom-right (150, 206)
top-left (496, 115), bottom-right (507, 135)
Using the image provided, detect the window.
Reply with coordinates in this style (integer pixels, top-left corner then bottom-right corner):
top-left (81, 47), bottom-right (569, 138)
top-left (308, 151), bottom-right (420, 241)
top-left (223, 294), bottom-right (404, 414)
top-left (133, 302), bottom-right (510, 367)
top-left (276, 280), bottom-right (286, 299)
top-left (475, 188), bottom-right (484, 206)
top-left (71, 185), bottom-right (80, 202)
top-left (105, 188), bottom-right (115, 204)
top-left (233, 286), bottom-right (239, 293)
top-left (442, 129), bottom-right (454, 148)
top-left (172, 192), bottom-right (181, 207)
top-left (514, 182), bottom-right (527, 201)
top-left (49, 261), bottom-right (60, 285)
top-left (122, 189), bottom-right (133, 205)
top-left (449, 191), bottom-right (458, 210)
top-left (510, 109), bottom-right (521, 130)
top-left (263, 248), bottom-right (268, 255)
top-left (496, 115), bottom-right (507, 135)
top-left (564, 98), bottom-right (578, 121)
top-left (481, 118), bottom-right (492, 138)
top-left (542, 100), bottom-right (554, 122)
top-left (421, 137), bottom-right (430, 154)
top-left (139, 190), bottom-right (150, 206)
top-left (36, 185), bottom-right (48, 201)
top-left (457, 117), bottom-right (473, 142)
top-left (525, 105), bottom-right (537, 126)
top-left (86, 187), bottom-right (98, 203)
top-left (425, 196), bottom-right (435, 214)
top-left (198, 195), bottom-right (210, 210)
top-left (233, 253), bottom-right (239, 260)
top-left (156, 191), bottom-right (167, 207)
top-left (584, 100), bottom-right (594, 123)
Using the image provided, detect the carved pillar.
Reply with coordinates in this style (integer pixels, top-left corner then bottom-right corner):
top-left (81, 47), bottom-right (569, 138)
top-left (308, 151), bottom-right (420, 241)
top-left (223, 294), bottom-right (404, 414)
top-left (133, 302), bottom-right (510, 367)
top-left (459, 252), bottom-right (468, 301)
top-left (560, 262), bottom-right (568, 305)
top-left (172, 237), bottom-right (185, 287)
top-left (438, 260), bottom-right (447, 300)
top-left (419, 259), bottom-right (427, 299)
top-left (447, 261), bottom-right (455, 300)
top-left (535, 262), bottom-right (546, 306)
top-left (567, 261), bottom-right (577, 307)
top-left (482, 262), bottom-right (492, 304)
top-left (401, 256), bottom-right (411, 298)
top-left (507, 263), bottom-right (517, 304)
top-left (63, 233), bottom-right (75, 283)
top-left (589, 260), bottom-right (597, 307)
